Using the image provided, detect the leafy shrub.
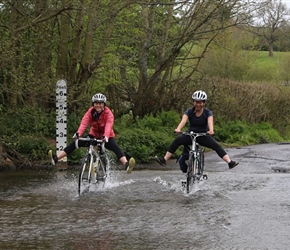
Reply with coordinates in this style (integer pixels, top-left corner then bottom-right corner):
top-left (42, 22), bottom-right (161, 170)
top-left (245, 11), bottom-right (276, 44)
top-left (215, 119), bottom-right (283, 145)
top-left (0, 107), bottom-right (55, 137)
top-left (0, 108), bottom-right (287, 165)
top-left (113, 111), bottom-right (183, 162)
top-left (215, 119), bottom-right (247, 143)
top-left (156, 110), bottom-right (181, 128)
top-left (250, 122), bottom-right (283, 144)
top-left (136, 114), bottom-right (163, 130)
top-left (15, 135), bottom-right (50, 160)
top-left (116, 128), bottom-right (174, 163)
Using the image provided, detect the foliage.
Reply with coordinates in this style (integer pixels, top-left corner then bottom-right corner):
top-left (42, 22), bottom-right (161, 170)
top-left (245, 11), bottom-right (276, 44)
top-left (215, 119), bottom-right (283, 145)
top-left (0, 107), bottom-right (288, 165)
top-left (199, 35), bottom-right (290, 83)
top-left (199, 77), bottom-right (290, 138)
top-left (114, 111), bottom-right (181, 162)
top-left (114, 111), bottom-right (286, 163)
top-left (0, 106), bottom-right (55, 137)
top-left (0, 0), bottom-right (261, 120)
top-left (244, 51), bottom-right (290, 82)
top-left (0, 107), bottom-right (55, 162)
top-left (15, 135), bottom-right (50, 161)
top-left (2, 1), bottom-right (290, 165)
top-left (198, 29), bottom-right (256, 81)
top-left (116, 128), bottom-right (170, 163)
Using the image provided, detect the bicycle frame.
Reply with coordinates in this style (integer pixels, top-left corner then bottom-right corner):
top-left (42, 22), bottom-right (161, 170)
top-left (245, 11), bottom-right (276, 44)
top-left (78, 137), bottom-right (108, 195)
top-left (183, 131), bottom-right (207, 193)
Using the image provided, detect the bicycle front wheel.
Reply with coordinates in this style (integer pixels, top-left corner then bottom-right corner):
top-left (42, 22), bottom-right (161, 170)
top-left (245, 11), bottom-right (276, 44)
top-left (78, 153), bottom-right (92, 195)
top-left (199, 151), bottom-right (205, 175)
top-left (96, 157), bottom-right (107, 184)
top-left (186, 155), bottom-right (194, 193)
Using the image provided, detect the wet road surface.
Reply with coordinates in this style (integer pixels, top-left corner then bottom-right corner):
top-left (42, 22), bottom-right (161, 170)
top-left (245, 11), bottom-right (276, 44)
top-left (0, 143), bottom-right (290, 249)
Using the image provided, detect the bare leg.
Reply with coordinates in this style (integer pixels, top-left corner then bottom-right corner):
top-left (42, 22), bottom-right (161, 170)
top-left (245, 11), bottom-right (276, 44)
top-left (222, 154), bottom-right (231, 164)
top-left (164, 152), bottom-right (173, 162)
top-left (120, 156), bottom-right (127, 165)
top-left (120, 155), bottom-right (135, 173)
top-left (57, 151), bottom-right (67, 161)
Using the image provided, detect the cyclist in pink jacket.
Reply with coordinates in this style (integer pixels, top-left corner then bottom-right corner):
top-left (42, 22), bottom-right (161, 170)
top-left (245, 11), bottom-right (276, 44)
top-left (48, 93), bottom-right (135, 173)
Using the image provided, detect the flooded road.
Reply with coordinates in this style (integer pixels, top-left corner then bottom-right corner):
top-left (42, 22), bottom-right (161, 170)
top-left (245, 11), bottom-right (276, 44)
top-left (1, 143), bottom-right (290, 250)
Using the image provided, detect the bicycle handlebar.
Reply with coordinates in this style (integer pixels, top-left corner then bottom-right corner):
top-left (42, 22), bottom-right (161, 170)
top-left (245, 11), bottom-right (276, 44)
top-left (181, 131), bottom-right (208, 137)
top-left (77, 137), bottom-right (105, 153)
top-left (78, 137), bottom-right (104, 144)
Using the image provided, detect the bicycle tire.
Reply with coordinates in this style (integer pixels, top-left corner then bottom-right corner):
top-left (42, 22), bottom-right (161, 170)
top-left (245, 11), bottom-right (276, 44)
top-left (96, 158), bottom-right (107, 183)
top-left (199, 150), bottom-right (204, 175)
top-left (186, 154), bottom-right (194, 193)
top-left (193, 156), bottom-right (200, 182)
top-left (78, 153), bottom-right (91, 195)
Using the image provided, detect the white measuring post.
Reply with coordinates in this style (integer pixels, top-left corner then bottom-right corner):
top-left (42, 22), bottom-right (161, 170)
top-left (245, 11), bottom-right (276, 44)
top-left (56, 79), bottom-right (67, 163)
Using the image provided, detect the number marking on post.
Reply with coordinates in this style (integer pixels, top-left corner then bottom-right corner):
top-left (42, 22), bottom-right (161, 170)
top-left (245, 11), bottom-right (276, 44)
top-left (56, 79), bottom-right (67, 162)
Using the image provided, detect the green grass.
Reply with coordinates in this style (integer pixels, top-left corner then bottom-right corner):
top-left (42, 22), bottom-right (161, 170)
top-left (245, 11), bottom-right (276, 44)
top-left (253, 51), bottom-right (289, 66)
top-left (245, 51), bottom-right (290, 82)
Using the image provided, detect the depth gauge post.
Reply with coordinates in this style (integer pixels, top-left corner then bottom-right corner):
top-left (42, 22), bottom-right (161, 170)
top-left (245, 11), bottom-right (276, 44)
top-left (56, 79), bottom-right (67, 165)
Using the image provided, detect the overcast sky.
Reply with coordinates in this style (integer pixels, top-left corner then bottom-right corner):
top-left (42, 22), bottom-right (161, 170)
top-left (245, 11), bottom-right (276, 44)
top-left (282, 0), bottom-right (290, 7)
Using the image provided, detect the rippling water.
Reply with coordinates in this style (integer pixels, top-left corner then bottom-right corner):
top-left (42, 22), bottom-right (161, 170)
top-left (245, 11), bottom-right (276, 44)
top-left (1, 149), bottom-right (290, 250)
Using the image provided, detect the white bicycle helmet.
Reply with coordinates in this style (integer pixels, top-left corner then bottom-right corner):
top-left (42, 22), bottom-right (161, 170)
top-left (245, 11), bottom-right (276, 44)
top-left (192, 90), bottom-right (207, 101)
top-left (92, 93), bottom-right (107, 103)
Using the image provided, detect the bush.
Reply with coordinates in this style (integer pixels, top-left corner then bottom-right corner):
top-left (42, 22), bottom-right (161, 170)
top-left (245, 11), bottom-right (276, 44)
top-left (0, 108), bottom-right (287, 165)
top-left (215, 119), bottom-right (283, 145)
top-left (114, 111), bottom-right (182, 162)
top-left (250, 122), bottom-right (283, 144)
top-left (0, 107), bottom-right (55, 137)
top-left (116, 128), bottom-right (174, 163)
top-left (156, 110), bottom-right (181, 128)
top-left (215, 118), bottom-right (247, 142)
top-left (61, 112), bottom-right (287, 164)
top-left (15, 135), bottom-right (50, 161)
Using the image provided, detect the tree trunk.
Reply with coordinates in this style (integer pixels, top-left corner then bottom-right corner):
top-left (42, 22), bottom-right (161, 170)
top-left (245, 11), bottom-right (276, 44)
top-left (56, 0), bottom-right (71, 79)
top-left (268, 42), bottom-right (274, 57)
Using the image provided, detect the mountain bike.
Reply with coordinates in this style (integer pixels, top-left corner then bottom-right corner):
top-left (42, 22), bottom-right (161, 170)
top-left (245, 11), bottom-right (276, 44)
top-left (181, 131), bottom-right (208, 193)
top-left (78, 137), bottom-right (108, 195)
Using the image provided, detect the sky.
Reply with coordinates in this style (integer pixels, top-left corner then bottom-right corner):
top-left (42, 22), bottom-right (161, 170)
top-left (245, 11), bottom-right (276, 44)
top-left (282, 0), bottom-right (290, 7)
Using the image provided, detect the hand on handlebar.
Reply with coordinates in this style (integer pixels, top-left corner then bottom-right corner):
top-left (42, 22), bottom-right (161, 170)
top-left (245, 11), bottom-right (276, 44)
top-left (207, 130), bottom-right (214, 136)
top-left (73, 132), bottom-right (79, 139)
top-left (102, 136), bottom-right (108, 143)
top-left (174, 129), bottom-right (182, 134)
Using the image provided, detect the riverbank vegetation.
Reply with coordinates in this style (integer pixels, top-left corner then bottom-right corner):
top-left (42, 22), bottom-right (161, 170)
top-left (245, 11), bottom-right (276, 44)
top-left (1, 0), bottom-right (290, 168)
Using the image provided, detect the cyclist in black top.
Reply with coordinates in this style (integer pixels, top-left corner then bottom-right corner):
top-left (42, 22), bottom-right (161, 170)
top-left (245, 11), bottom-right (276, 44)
top-left (155, 90), bottom-right (239, 172)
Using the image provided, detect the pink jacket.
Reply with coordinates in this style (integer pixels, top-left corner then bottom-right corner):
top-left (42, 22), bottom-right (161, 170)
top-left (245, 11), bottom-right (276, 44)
top-left (77, 106), bottom-right (115, 139)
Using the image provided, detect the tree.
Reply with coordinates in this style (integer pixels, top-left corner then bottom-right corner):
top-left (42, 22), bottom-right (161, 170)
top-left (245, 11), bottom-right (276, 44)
top-left (0, 0), bottom-right (72, 110)
top-left (0, 0), bottom-right (263, 118)
top-left (255, 0), bottom-right (290, 56)
top-left (123, 0), bottom-right (261, 117)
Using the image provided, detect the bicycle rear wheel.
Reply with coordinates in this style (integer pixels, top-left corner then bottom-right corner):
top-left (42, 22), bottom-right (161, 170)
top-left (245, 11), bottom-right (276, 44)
top-left (78, 153), bottom-right (92, 195)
